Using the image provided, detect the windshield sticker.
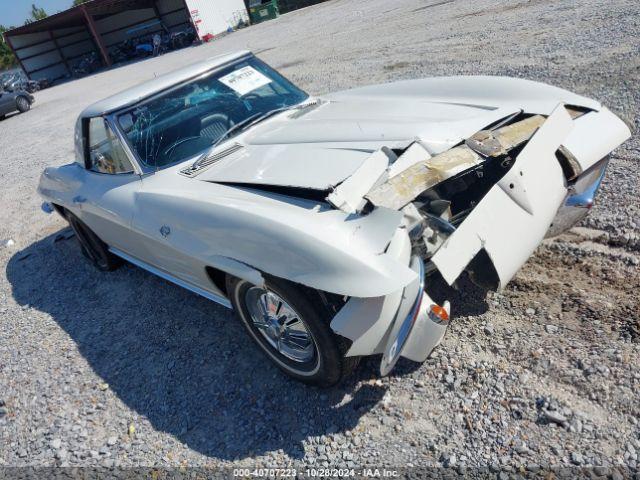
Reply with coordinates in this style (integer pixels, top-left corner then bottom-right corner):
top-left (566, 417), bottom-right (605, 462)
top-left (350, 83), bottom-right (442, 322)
top-left (219, 66), bottom-right (272, 96)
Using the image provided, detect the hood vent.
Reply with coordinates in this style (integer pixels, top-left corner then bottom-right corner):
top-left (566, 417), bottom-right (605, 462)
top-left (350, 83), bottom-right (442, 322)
top-left (179, 143), bottom-right (244, 177)
top-left (288, 99), bottom-right (323, 119)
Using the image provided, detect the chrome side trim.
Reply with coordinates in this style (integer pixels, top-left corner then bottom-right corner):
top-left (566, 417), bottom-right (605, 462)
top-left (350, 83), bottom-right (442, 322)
top-left (380, 256), bottom-right (425, 376)
top-left (109, 247), bottom-right (232, 308)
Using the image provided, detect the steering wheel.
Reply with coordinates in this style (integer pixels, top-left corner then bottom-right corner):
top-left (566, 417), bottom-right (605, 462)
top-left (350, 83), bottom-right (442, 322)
top-left (241, 93), bottom-right (264, 111)
top-left (242, 92), bottom-right (296, 113)
top-left (161, 136), bottom-right (207, 165)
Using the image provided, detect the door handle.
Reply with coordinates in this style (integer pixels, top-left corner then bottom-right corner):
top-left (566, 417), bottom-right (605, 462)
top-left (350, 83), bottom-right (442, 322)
top-left (72, 195), bottom-right (87, 204)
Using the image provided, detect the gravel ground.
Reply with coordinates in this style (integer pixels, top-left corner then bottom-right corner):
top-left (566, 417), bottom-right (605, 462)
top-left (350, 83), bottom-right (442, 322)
top-left (1, 0), bottom-right (639, 475)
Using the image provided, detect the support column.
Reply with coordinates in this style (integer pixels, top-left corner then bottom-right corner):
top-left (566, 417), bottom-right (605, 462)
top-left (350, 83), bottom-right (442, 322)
top-left (81, 5), bottom-right (112, 67)
top-left (152, 0), bottom-right (168, 32)
top-left (48, 30), bottom-right (71, 76)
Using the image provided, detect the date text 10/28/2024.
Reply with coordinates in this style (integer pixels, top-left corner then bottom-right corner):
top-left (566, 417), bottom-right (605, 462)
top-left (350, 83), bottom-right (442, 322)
top-left (233, 468), bottom-right (400, 478)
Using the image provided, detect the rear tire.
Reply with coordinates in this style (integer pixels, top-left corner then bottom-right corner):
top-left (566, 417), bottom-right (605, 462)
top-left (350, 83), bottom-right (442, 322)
top-left (16, 96), bottom-right (31, 113)
top-left (226, 275), bottom-right (358, 387)
top-left (65, 211), bottom-right (122, 271)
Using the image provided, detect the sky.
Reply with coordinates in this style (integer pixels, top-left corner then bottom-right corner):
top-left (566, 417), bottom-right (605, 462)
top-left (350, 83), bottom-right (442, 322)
top-left (1, 0), bottom-right (73, 27)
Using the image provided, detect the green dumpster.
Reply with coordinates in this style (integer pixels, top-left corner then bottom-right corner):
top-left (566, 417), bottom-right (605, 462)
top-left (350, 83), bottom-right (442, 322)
top-left (248, 0), bottom-right (279, 24)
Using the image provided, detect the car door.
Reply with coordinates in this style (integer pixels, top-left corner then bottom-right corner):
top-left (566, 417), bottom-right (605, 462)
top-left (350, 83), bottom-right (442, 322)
top-left (0, 92), bottom-right (14, 115)
top-left (69, 117), bottom-right (146, 257)
top-left (130, 174), bottom-right (220, 291)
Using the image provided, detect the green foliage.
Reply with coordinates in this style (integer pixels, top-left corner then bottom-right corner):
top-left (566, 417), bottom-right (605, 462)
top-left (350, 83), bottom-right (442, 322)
top-left (0, 3), bottom-right (49, 71)
top-left (25, 4), bottom-right (48, 24)
top-left (0, 25), bottom-right (17, 70)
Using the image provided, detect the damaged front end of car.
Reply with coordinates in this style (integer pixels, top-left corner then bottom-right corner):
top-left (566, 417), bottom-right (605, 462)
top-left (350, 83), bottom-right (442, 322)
top-left (325, 102), bottom-right (630, 374)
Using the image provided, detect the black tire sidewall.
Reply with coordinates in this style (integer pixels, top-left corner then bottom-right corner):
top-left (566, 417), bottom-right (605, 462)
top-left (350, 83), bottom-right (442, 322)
top-left (227, 276), bottom-right (344, 387)
top-left (16, 97), bottom-right (30, 113)
top-left (66, 212), bottom-right (120, 272)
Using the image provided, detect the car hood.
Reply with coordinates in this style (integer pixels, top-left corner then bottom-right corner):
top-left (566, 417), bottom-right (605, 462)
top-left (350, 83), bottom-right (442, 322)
top-left (196, 76), bottom-right (599, 191)
top-left (195, 101), bottom-right (516, 191)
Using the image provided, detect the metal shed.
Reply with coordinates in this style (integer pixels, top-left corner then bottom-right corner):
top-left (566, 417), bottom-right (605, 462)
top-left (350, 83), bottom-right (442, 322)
top-left (3, 0), bottom-right (247, 83)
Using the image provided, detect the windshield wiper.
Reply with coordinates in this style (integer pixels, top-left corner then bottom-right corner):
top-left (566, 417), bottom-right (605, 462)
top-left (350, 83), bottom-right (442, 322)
top-left (190, 104), bottom-right (302, 171)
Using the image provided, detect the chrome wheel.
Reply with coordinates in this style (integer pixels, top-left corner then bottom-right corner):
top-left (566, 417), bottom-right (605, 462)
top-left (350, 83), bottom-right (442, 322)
top-left (244, 287), bottom-right (316, 363)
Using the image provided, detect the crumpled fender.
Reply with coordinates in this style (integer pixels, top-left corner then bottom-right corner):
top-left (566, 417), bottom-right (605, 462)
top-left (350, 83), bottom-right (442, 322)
top-left (432, 105), bottom-right (573, 288)
top-left (562, 106), bottom-right (631, 172)
top-left (133, 180), bottom-right (417, 298)
top-left (330, 226), bottom-right (412, 356)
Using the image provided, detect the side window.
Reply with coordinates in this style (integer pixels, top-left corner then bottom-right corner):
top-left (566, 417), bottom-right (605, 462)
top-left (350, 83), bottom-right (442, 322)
top-left (87, 117), bottom-right (134, 174)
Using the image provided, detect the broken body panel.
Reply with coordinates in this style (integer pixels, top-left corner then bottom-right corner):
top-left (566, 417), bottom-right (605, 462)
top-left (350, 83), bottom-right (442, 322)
top-left (325, 103), bottom-right (629, 288)
top-left (324, 102), bottom-right (629, 367)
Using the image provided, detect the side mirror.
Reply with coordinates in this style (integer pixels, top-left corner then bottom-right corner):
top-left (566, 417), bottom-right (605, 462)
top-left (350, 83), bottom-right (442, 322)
top-left (91, 150), bottom-right (107, 167)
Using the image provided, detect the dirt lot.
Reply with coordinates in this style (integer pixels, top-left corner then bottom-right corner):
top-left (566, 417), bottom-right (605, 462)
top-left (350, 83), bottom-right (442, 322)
top-left (1, 0), bottom-right (638, 474)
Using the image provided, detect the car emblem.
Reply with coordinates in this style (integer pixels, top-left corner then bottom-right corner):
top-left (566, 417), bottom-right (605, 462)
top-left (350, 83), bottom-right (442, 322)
top-left (159, 225), bottom-right (171, 237)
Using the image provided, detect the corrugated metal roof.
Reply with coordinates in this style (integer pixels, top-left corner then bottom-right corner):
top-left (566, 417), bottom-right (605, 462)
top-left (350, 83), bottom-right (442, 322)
top-left (3, 0), bottom-right (157, 37)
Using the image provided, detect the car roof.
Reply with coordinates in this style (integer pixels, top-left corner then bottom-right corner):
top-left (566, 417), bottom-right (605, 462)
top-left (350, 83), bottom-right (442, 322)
top-left (80, 50), bottom-right (252, 118)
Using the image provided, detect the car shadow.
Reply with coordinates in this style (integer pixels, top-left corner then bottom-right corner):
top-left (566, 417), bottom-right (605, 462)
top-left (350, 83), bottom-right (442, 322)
top-left (426, 270), bottom-right (491, 318)
top-left (6, 229), bottom-right (385, 461)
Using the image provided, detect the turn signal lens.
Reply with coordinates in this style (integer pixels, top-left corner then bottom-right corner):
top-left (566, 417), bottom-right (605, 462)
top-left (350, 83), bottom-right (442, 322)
top-left (430, 304), bottom-right (449, 322)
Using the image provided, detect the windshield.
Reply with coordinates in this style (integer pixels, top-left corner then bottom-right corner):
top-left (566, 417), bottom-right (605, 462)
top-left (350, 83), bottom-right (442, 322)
top-left (1, 73), bottom-right (20, 88)
top-left (116, 57), bottom-right (308, 169)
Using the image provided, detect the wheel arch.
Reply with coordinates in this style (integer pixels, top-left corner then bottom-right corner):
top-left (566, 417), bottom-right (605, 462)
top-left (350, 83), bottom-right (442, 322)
top-left (204, 256), bottom-right (265, 299)
top-left (207, 258), bottom-right (347, 319)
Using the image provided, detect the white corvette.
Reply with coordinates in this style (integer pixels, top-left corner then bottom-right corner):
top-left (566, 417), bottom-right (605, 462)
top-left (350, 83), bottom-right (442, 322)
top-left (38, 51), bottom-right (631, 386)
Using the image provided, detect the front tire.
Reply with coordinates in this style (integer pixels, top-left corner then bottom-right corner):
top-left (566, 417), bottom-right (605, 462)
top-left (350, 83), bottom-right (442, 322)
top-left (65, 211), bottom-right (122, 271)
top-left (16, 96), bottom-right (31, 113)
top-left (226, 275), bottom-right (358, 387)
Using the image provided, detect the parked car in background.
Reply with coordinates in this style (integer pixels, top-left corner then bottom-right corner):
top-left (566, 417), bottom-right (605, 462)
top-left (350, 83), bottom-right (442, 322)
top-left (38, 51), bottom-right (631, 386)
top-left (0, 71), bottom-right (42, 93)
top-left (0, 88), bottom-right (34, 119)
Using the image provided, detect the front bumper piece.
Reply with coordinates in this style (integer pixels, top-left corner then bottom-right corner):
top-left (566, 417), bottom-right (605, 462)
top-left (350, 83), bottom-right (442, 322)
top-left (546, 156), bottom-right (609, 237)
top-left (380, 256), bottom-right (449, 375)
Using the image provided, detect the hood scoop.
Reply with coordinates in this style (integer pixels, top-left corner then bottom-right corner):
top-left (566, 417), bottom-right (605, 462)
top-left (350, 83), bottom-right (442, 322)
top-left (180, 143), bottom-right (244, 177)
